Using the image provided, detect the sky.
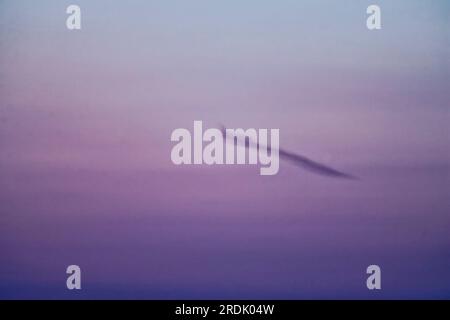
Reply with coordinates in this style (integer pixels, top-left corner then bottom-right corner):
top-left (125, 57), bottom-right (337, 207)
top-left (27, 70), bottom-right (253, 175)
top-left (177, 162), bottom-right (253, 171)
top-left (0, 0), bottom-right (449, 299)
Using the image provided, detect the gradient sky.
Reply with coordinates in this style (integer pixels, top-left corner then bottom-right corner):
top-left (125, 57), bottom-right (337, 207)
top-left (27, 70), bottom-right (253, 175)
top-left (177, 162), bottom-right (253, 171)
top-left (0, 0), bottom-right (449, 299)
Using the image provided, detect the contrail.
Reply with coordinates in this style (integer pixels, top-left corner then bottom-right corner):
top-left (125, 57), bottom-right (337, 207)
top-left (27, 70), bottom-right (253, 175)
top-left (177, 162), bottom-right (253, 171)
top-left (220, 125), bottom-right (357, 179)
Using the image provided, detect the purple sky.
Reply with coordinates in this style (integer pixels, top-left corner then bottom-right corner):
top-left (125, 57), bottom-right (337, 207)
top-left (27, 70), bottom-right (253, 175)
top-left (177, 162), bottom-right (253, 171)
top-left (0, 0), bottom-right (449, 299)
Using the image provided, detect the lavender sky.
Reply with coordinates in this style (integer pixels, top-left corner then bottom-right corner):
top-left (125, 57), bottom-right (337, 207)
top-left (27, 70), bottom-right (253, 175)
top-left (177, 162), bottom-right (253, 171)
top-left (0, 0), bottom-right (449, 299)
